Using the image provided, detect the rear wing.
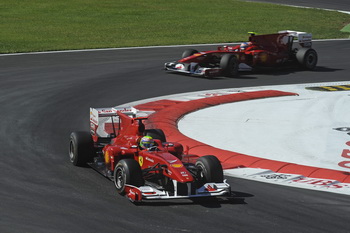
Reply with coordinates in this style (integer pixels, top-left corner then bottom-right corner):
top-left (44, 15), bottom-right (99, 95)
top-left (278, 30), bottom-right (312, 47)
top-left (248, 30), bottom-right (313, 51)
top-left (90, 107), bottom-right (138, 138)
top-left (90, 107), bottom-right (154, 138)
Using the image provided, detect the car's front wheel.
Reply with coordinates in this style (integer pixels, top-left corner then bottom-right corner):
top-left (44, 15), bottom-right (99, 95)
top-left (114, 159), bottom-right (144, 195)
top-left (195, 155), bottom-right (224, 183)
top-left (220, 54), bottom-right (239, 78)
top-left (182, 49), bottom-right (198, 59)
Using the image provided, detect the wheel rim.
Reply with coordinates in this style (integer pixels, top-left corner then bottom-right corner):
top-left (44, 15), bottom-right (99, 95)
top-left (307, 53), bottom-right (315, 65)
top-left (69, 141), bottom-right (75, 162)
top-left (230, 63), bottom-right (237, 75)
top-left (229, 58), bottom-right (238, 76)
top-left (196, 163), bottom-right (206, 181)
top-left (115, 167), bottom-right (125, 190)
top-left (305, 51), bottom-right (317, 68)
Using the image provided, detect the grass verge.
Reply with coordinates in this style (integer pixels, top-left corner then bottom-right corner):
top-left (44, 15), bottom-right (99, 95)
top-left (1, 0), bottom-right (349, 53)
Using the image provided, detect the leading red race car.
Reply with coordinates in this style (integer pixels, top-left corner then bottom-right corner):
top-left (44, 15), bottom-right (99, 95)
top-left (69, 107), bottom-right (231, 202)
top-left (164, 30), bottom-right (318, 78)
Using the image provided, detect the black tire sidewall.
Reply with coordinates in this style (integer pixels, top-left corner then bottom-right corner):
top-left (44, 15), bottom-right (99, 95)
top-left (114, 159), bottom-right (144, 195)
top-left (69, 131), bottom-right (94, 166)
top-left (114, 162), bottom-right (127, 194)
top-left (195, 155), bottom-right (224, 183)
top-left (182, 49), bottom-right (199, 59)
top-left (144, 129), bottom-right (166, 142)
top-left (296, 48), bottom-right (318, 70)
top-left (220, 54), bottom-right (239, 77)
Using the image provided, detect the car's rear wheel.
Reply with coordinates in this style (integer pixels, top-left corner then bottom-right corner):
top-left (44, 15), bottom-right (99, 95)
top-left (182, 49), bottom-right (198, 59)
top-left (220, 54), bottom-right (239, 78)
top-left (114, 159), bottom-right (144, 195)
top-left (69, 131), bottom-right (95, 166)
top-left (195, 155), bottom-right (224, 183)
top-left (296, 48), bottom-right (318, 70)
top-left (144, 129), bottom-right (166, 142)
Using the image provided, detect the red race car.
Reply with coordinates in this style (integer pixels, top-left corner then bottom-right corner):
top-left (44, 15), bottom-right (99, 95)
top-left (69, 107), bottom-right (231, 202)
top-left (164, 30), bottom-right (318, 78)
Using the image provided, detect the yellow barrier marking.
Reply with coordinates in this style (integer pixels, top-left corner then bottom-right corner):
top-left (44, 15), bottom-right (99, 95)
top-left (306, 85), bottom-right (350, 92)
top-left (336, 85), bottom-right (350, 90)
top-left (321, 86), bottom-right (339, 91)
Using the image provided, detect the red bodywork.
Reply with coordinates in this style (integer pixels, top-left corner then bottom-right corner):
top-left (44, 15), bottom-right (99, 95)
top-left (180, 33), bottom-right (292, 66)
top-left (83, 108), bottom-right (231, 202)
top-left (164, 31), bottom-right (315, 77)
top-left (93, 111), bottom-right (193, 183)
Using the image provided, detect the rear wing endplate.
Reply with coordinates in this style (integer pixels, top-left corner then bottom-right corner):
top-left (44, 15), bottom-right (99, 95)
top-left (279, 30), bottom-right (312, 47)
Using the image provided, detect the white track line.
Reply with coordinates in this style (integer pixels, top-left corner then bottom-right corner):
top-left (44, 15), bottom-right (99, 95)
top-left (1, 39), bottom-right (349, 57)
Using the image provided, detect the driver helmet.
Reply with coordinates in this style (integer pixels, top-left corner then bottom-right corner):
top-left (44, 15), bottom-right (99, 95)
top-left (240, 42), bottom-right (251, 50)
top-left (140, 136), bottom-right (155, 149)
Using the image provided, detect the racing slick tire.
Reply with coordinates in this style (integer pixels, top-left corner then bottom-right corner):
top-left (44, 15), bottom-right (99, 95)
top-left (69, 131), bottom-right (95, 167)
top-left (220, 54), bottom-right (239, 78)
top-left (144, 129), bottom-right (166, 142)
top-left (296, 48), bottom-right (318, 70)
top-left (195, 155), bottom-right (224, 183)
top-left (114, 159), bottom-right (144, 195)
top-left (182, 49), bottom-right (198, 59)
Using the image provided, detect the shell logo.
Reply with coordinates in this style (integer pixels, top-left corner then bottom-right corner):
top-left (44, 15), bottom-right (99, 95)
top-left (259, 53), bottom-right (268, 63)
top-left (138, 156), bottom-right (143, 167)
top-left (171, 164), bottom-right (183, 168)
top-left (104, 151), bottom-right (110, 164)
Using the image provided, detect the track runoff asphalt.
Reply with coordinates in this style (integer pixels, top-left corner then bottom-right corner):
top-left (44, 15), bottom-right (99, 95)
top-left (1, 40), bottom-right (350, 233)
top-left (118, 82), bottom-right (350, 196)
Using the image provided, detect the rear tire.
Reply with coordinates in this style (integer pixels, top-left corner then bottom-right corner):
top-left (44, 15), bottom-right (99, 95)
top-left (144, 129), bottom-right (166, 142)
top-left (195, 155), bottom-right (224, 183)
top-left (182, 49), bottom-right (198, 59)
top-left (114, 159), bottom-right (144, 195)
top-left (296, 48), bottom-right (318, 70)
top-left (69, 131), bottom-right (94, 166)
top-left (220, 54), bottom-right (239, 78)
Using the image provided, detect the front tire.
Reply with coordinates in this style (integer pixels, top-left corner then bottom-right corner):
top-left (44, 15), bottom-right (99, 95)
top-left (182, 49), bottom-right (198, 59)
top-left (114, 159), bottom-right (144, 195)
top-left (195, 155), bottom-right (224, 183)
top-left (69, 131), bottom-right (94, 166)
top-left (296, 48), bottom-right (318, 70)
top-left (220, 54), bottom-right (239, 78)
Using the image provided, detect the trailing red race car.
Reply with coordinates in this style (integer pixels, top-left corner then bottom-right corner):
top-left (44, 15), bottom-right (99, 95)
top-left (69, 107), bottom-right (231, 202)
top-left (164, 30), bottom-right (318, 78)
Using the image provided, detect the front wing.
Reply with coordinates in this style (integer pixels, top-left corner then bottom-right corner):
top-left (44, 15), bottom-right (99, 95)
top-left (124, 180), bottom-right (231, 202)
top-left (165, 61), bottom-right (253, 77)
top-left (164, 62), bottom-right (222, 77)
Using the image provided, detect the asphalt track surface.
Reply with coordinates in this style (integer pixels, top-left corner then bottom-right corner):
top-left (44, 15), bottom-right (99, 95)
top-left (1, 39), bottom-right (350, 233)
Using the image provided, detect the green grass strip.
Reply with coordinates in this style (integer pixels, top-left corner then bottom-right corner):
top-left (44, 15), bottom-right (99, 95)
top-left (341, 23), bottom-right (350, 33)
top-left (1, 0), bottom-right (349, 53)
